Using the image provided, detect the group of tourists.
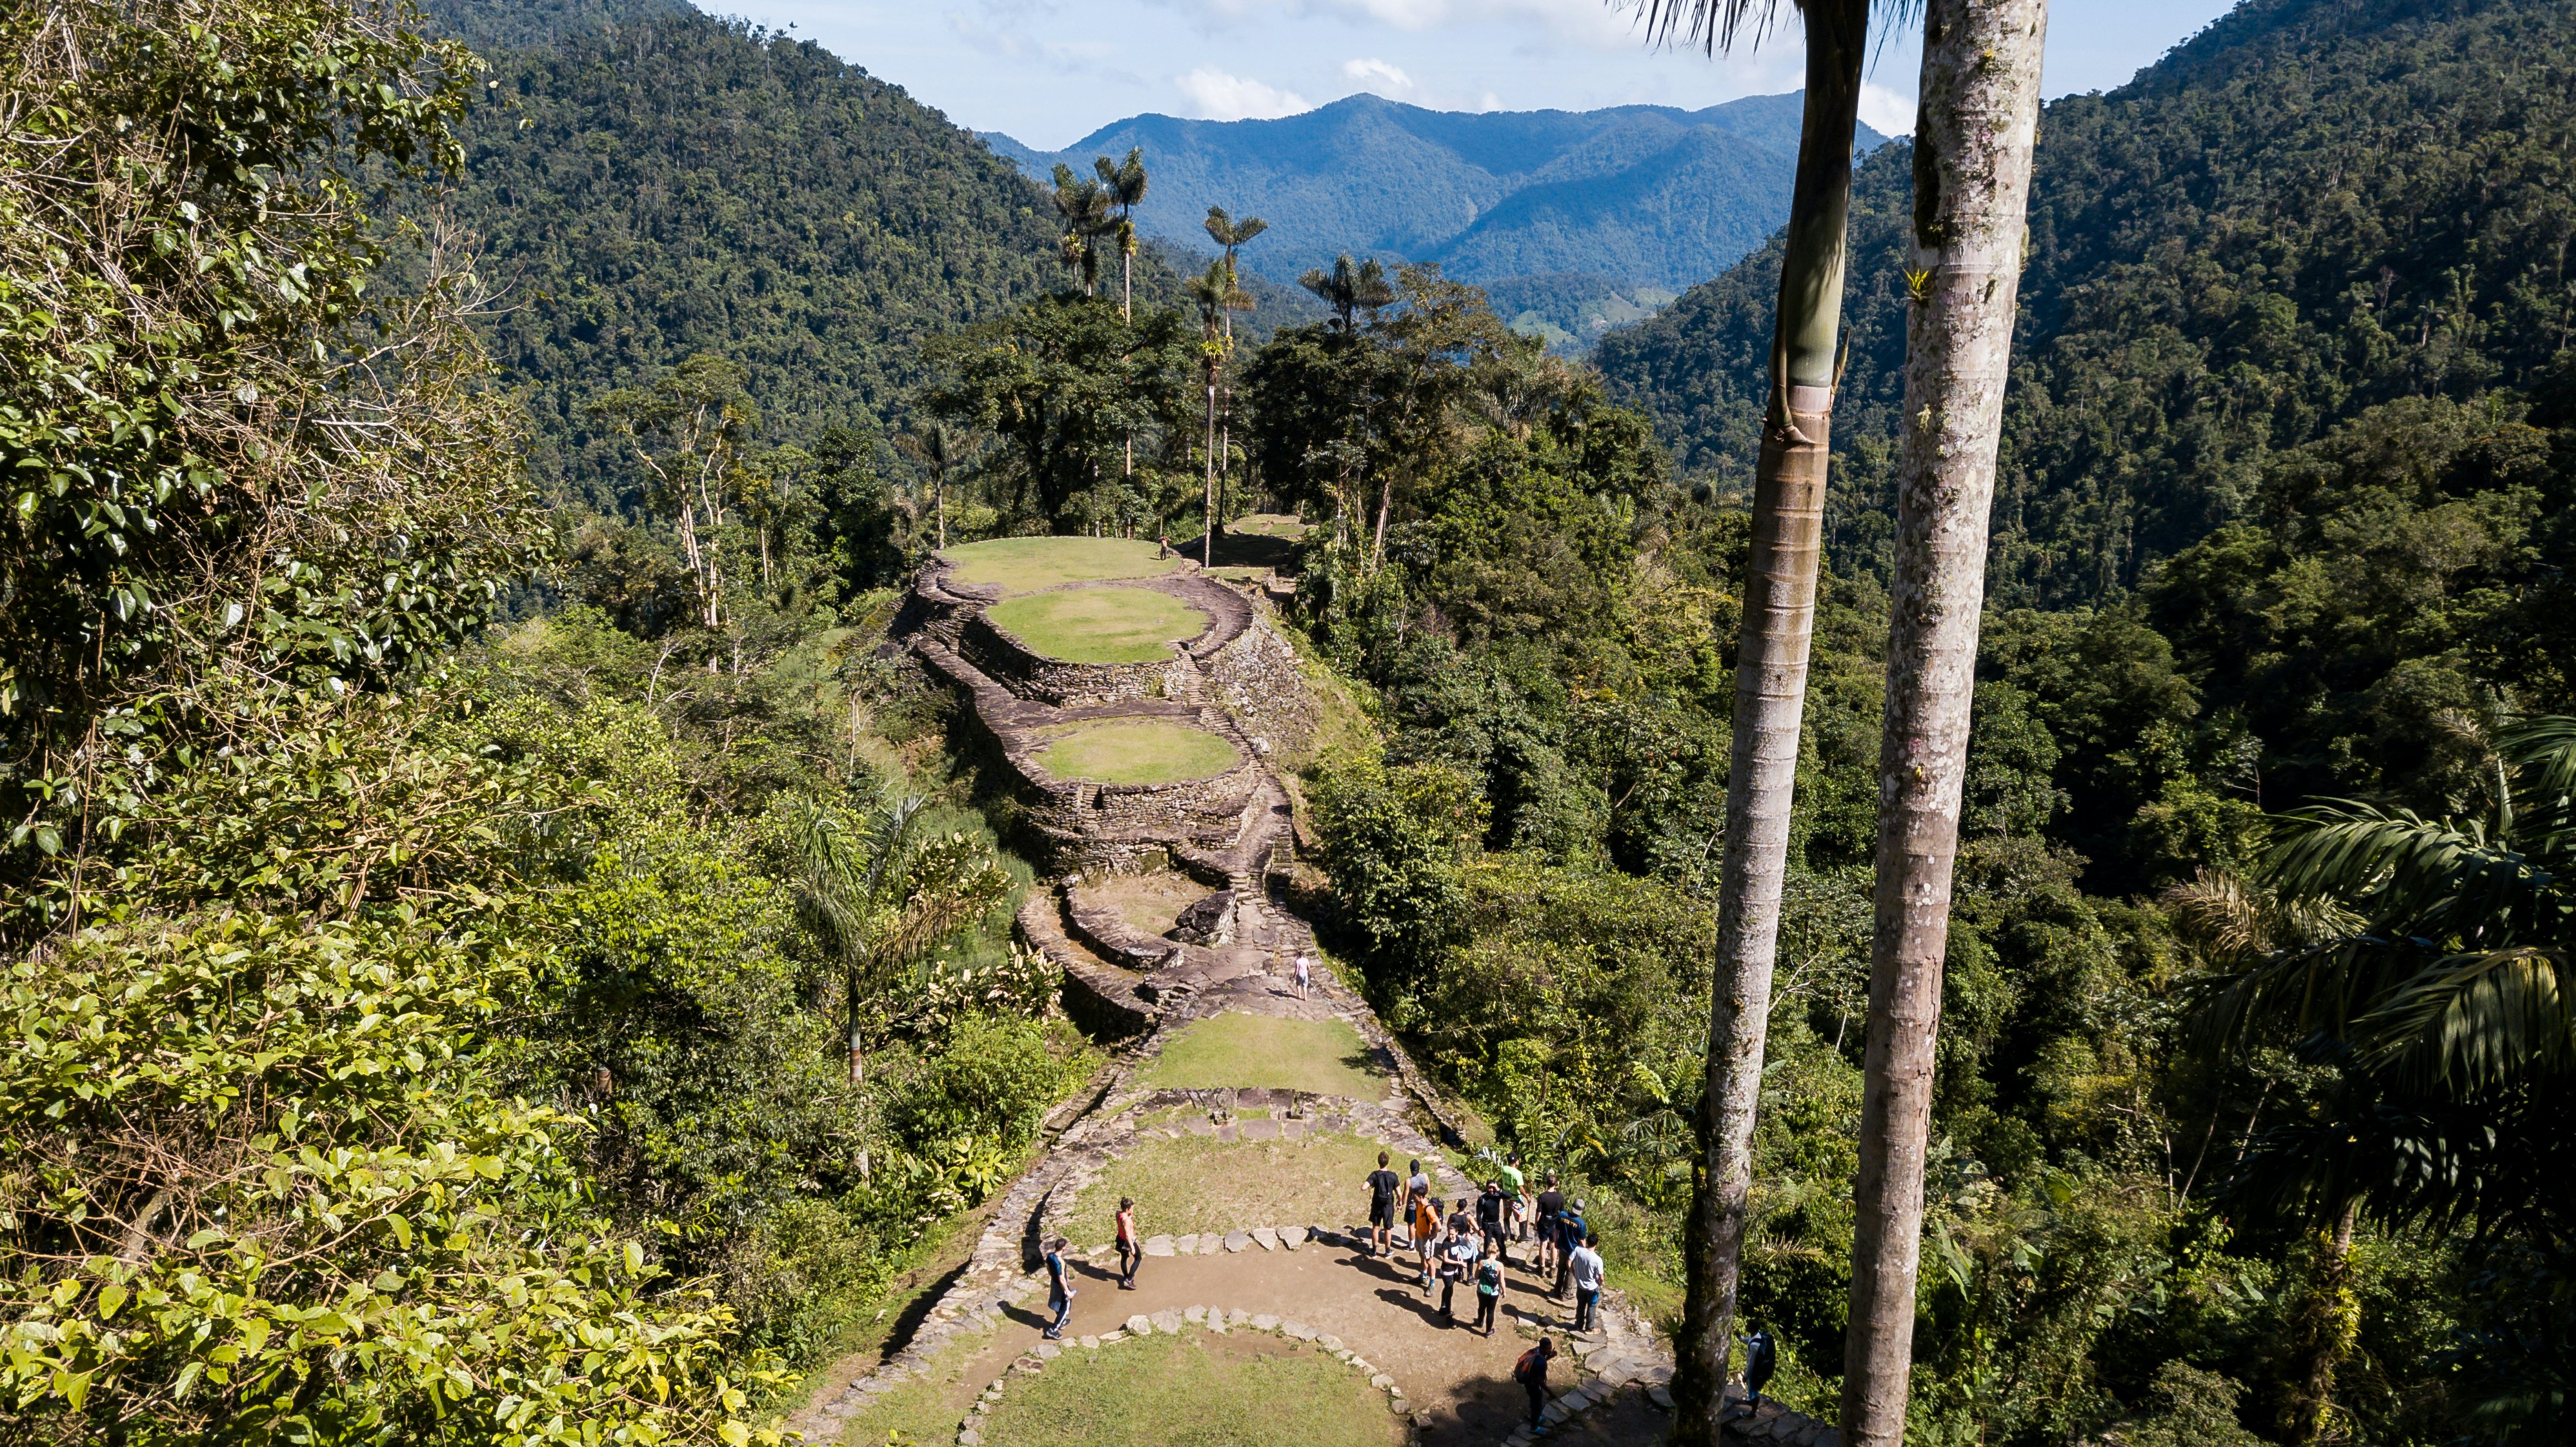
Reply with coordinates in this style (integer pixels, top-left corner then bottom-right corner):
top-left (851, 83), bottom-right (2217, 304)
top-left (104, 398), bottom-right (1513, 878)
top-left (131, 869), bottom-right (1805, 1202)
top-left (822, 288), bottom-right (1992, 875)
top-left (1033, 1146), bottom-right (1615, 1434)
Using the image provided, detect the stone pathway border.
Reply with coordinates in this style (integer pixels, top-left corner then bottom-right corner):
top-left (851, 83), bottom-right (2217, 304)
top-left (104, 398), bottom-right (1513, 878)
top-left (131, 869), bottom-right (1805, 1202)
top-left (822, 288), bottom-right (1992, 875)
top-left (956, 1304), bottom-right (1424, 1447)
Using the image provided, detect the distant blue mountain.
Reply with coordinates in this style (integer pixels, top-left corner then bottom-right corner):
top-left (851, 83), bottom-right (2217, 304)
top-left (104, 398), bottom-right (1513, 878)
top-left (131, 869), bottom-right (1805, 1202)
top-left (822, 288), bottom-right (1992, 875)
top-left (984, 92), bottom-right (1887, 319)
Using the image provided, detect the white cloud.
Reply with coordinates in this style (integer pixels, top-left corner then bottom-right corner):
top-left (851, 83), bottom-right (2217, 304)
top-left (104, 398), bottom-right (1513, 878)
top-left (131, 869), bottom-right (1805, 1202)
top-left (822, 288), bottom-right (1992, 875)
top-left (1858, 81), bottom-right (1915, 137)
top-left (1342, 56), bottom-right (1414, 93)
top-left (1175, 65), bottom-right (1314, 120)
top-left (1154, 0), bottom-right (1645, 48)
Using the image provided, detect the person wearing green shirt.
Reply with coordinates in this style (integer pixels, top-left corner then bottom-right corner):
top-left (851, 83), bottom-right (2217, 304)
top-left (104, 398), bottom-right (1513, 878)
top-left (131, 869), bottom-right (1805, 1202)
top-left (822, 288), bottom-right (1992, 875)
top-left (1498, 1152), bottom-right (1527, 1247)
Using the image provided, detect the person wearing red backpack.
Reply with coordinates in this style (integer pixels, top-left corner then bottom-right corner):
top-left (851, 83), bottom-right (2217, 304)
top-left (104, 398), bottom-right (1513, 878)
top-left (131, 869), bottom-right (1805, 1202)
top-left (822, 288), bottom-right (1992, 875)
top-left (1513, 1335), bottom-right (1557, 1432)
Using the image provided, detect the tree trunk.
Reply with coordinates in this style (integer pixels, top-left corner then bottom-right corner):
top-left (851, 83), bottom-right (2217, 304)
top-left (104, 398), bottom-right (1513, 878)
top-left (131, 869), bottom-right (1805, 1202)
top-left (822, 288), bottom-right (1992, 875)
top-left (846, 964), bottom-right (866, 1084)
top-left (1205, 379), bottom-right (1220, 568)
top-left (2282, 1202), bottom-right (2361, 1444)
top-left (936, 472), bottom-right (947, 550)
top-left (1840, 6), bottom-right (2047, 1446)
top-left (1668, 8), bottom-right (1870, 1444)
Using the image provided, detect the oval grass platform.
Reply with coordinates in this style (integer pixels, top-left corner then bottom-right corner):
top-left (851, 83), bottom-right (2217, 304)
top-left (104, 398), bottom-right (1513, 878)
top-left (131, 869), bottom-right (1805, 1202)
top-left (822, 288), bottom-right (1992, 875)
top-left (1030, 720), bottom-right (1240, 786)
top-left (974, 1330), bottom-right (1405, 1447)
top-left (985, 586), bottom-right (1207, 663)
top-left (941, 537), bottom-right (1183, 594)
top-left (1140, 1012), bottom-right (1385, 1099)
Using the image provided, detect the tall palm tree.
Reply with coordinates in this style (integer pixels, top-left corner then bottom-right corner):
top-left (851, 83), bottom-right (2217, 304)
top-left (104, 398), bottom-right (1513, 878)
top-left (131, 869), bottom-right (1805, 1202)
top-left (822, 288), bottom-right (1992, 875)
top-left (1843, 5), bottom-right (2048, 1446)
top-left (1299, 254), bottom-right (1392, 334)
top-left (1184, 261), bottom-right (1247, 567)
top-left (1203, 207), bottom-right (1269, 515)
top-left (1094, 148), bottom-right (1149, 322)
top-left (1089, 149), bottom-right (1149, 495)
top-left (894, 421), bottom-right (961, 551)
top-left (790, 794), bottom-right (1014, 1084)
top-left (2195, 717), bottom-right (2576, 1442)
top-left (1202, 206), bottom-right (1269, 345)
top-left (1627, 2), bottom-right (1877, 1439)
top-left (1048, 163), bottom-right (1111, 295)
top-left (1297, 256), bottom-right (1396, 555)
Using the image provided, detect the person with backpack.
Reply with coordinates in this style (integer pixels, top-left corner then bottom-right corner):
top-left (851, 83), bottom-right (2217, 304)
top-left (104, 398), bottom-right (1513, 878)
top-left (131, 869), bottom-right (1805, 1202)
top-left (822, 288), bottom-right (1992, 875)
top-left (1043, 1235), bottom-right (1074, 1340)
top-left (1498, 1152), bottom-right (1528, 1245)
top-left (1568, 1231), bottom-right (1605, 1333)
top-left (1364, 1151), bottom-right (1402, 1258)
top-left (1513, 1335), bottom-right (1557, 1431)
top-left (1553, 1198), bottom-right (1589, 1300)
top-left (1473, 1248), bottom-right (1506, 1336)
top-left (1115, 1197), bottom-right (1140, 1290)
top-left (1742, 1328), bottom-right (1778, 1410)
top-left (1437, 1217), bottom-right (1478, 1323)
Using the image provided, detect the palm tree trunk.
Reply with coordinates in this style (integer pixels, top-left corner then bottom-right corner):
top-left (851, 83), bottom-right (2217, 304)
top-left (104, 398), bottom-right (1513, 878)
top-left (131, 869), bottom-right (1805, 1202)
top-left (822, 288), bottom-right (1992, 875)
top-left (1841, 6), bottom-right (2047, 1446)
top-left (2282, 1202), bottom-right (2361, 1445)
top-left (1668, 8), bottom-right (1869, 1444)
top-left (1205, 379), bottom-right (1220, 568)
top-left (846, 964), bottom-right (866, 1084)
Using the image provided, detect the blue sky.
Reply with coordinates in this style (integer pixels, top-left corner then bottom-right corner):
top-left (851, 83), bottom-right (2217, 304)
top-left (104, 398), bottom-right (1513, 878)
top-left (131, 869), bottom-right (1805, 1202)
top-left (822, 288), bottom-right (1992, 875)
top-left (723, 0), bottom-right (2244, 148)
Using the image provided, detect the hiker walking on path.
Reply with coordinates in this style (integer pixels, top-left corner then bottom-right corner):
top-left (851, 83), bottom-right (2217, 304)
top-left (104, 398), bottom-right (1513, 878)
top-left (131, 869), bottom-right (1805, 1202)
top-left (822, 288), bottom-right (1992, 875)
top-left (1474, 1247), bottom-right (1506, 1337)
top-left (1514, 1336), bottom-right (1557, 1432)
top-left (1533, 1175), bottom-right (1565, 1279)
top-left (1043, 1235), bottom-right (1074, 1340)
top-left (1365, 1151), bottom-right (1402, 1258)
top-left (1438, 1216), bottom-right (1478, 1324)
top-left (1498, 1152), bottom-right (1527, 1246)
top-left (1569, 1232), bottom-right (1605, 1333)
top-left (1475, 1178), bottom-right (1507, 1262)
top-left (1553, 1198), bottom-right (1589, 1299)
top-left (1293, 952), bottom-right (1313, 998)
top-left (1115, 1197), bottom-right (1141, 1290)
top-left (1411, 1191), bottom-right (1440, 1291)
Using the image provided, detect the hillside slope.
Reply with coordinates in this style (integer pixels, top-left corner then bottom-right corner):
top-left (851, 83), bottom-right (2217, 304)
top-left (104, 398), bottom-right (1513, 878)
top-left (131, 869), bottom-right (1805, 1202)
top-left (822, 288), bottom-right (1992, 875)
top-left (989, 92), bottom-right (1885, 299)
top-left (1596, 0), bottom-right (2576, 608)
top-left (419, 0), bottom-right (1085, 509)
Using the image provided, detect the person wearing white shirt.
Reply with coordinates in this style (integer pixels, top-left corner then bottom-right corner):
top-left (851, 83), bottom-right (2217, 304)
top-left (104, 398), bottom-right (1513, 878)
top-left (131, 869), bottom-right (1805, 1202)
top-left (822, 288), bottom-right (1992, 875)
top-left (1567, 1234), bottom-right (1605, 1333)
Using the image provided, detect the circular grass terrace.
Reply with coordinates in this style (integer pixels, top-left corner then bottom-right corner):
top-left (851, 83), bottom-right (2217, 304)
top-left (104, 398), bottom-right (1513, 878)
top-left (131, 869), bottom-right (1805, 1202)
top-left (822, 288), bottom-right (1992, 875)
top-left (974, 1330), bottom-right (1405, 1447)
top-left (940, 536), bottom-right (1182, 595)
top-left (985, 585), bottom-right (1207, 663)
top-left (1030, 720), bottom-right (1239, 785)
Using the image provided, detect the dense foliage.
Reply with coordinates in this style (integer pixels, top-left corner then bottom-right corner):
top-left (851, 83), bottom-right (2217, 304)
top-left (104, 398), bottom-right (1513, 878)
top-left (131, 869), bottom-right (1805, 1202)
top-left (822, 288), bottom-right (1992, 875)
top-left (410, 0), bottom-right (1200, 515)
top-left (1, 3), bottom-right (1086, 1439)
top-left (1247, 5), bottom-right (2576, 1442)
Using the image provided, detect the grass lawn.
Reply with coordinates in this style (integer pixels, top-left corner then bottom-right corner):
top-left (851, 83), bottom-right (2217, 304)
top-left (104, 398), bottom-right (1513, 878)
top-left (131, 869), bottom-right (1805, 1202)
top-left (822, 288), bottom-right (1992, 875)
top-left (1058, 1125), bottom-right (1393, 1244)
top-left (1141, 1011), bottom-right (1386, 1099)
top-left (942, 537), bottom-right (1180, 594)
top-left (1226, 512), bottom-right (1309, 540)
top-left (829, 1354), bottom-right (981, 1447)
top-left (985, 586), bottom-right (1206, 663)
top-left (978, 1326), bottom-right (1403, 1447)
top-left (1031, 720), bottom-right (1239, 785)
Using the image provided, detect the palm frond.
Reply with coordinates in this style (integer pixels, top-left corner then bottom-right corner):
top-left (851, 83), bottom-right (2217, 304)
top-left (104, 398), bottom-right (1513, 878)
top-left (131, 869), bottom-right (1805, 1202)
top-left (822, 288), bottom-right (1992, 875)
top-left (2359, 947), bottom-right (2573, 1088)
top-left (2265, 800), bottom-right (2546, 948)
top-left (1633, 0), bottom-right (1776, 56)
top-left (2502, 714), bottom-right (2576, 816)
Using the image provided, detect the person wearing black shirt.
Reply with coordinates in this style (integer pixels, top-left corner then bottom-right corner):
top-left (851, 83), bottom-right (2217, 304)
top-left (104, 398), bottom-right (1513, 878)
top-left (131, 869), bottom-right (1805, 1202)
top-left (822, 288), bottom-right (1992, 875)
top-left (1043, 1235), bottom-right (1074, 1340)
top-left (1475, 1180), bottom-right (1507, 1261)
top-left (1534, 1177), bottom-right (1567, 1276)
top-left (1364, 1151), bottom-right (1402, 1258)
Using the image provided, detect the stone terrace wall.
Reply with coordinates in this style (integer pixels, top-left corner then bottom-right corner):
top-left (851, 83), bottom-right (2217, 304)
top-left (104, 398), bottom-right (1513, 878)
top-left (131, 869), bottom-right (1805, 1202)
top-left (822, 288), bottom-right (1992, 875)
top-left (1200, 605), bottom-right (1322, 761)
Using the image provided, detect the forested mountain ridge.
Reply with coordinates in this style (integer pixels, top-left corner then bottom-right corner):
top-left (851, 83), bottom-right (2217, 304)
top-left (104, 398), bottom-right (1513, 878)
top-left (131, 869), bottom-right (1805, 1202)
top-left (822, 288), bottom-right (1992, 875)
top-left (1598, 0), bottom-right (2576, 605)
top-left (416, 0), bottom-right (1176, 511)
top-left (989, 93), bottom-right (1887, 301)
